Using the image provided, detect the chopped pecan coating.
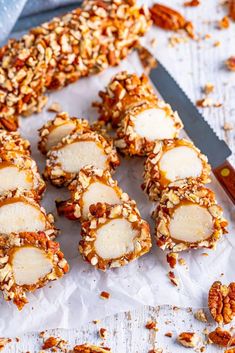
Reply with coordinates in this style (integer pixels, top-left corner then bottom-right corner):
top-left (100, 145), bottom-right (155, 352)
top-left (0, 1), bottom-right (151, 124)
top-left (94, 71), bottom-right (157, 127)
top-left (38, 112), bottom-right (91, 154)
top-left (0, 130), bottom-right (30, 155)
top-left (0, 232), bottom-right (69, 310)
top-left (208, 327), bottom-right (235, 347)
top-left (79, 202), bottom-right (152, 271)
top-left (44, 131), bottom-right (120, 187)
top-left (57, 166), bottom-right (129, 221)
top-left (208, 281), bottom-right (235, 325)
top-left (154, 180), bottom-right (228, 252)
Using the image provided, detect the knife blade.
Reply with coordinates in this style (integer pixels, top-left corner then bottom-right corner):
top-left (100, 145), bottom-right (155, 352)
top-left (149, 60), bottom-right (235, 203)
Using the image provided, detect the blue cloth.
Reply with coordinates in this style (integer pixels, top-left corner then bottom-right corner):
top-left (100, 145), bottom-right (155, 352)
top-left (0, 0), bottom-right (79, 42)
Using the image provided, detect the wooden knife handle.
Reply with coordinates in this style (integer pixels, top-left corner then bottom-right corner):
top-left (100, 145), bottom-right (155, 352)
top-left (213, 160), bottom-right (235, 204)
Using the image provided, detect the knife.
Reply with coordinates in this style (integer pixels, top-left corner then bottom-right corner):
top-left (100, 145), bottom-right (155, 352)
top-left (149, 60), bottom-right (235, 204)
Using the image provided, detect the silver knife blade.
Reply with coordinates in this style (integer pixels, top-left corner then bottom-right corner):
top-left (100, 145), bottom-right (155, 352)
top-left (149, 61), bottom-right (231, 169)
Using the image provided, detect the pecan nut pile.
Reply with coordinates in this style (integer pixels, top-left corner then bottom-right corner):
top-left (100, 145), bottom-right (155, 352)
top-left (208, 281), bottom-right (235, 324)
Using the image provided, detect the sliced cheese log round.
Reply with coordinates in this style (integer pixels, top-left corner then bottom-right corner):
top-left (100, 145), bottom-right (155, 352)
top-left (134, 108), bottom-right (178, 140)
top-left (0, 165), bottom-right (33, 194)
top-left (169, 204), bottom-right (214, 243)
top-left (95, 218), bottom-right (138, 259)
top-left (46, 122), bottom-right (76, 151)
top-left (12, 246), bottom-right (53, 285)
top-left (56, 141), bottom-right (108, 173)
top-left (159, 146), bottom-right (203, 182)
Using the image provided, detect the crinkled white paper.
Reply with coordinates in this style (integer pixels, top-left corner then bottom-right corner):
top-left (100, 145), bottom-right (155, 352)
top-left (0, 51), bottom-right (234, 337)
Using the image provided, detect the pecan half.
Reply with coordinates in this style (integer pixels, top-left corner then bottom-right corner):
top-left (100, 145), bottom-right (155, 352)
top-left (208, 327), bottom-right (235, 347)
top-left (150, 3), bottom-right (195, 38)
top-left (208, 281), bottom-right (235, 324)
top-left (229, 0), bottom-right (235, 21)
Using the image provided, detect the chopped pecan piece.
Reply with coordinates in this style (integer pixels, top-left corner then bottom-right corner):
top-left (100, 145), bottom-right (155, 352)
top-left (100, 291), bottom-right (110, 300)
top-left (225, 348), bottom-right (235, 353)
top-left (145, 320), bottom-right (158, 331)
top-left (166, 252), bottom-right (178, 269)
top-left (208, 281), bottom-right (235, 324)
top-left (150, 3), bottom-right (195, 38)
top-left (177, 332), bottom-right (199, 348)
top-left (229, 0), bottom-right (235, 21)
top-left (99, 328), bottom-right (107, 340)
top-left (218, 16), bottom-right (230, 29)
top-left (226, 56), bottom-right (235, 71)
top-left (184, 0), bottom-right (200, 6)
top-left (0, 338), bottom-right (11, 351)
top-left (42, 337), bottom-right (59, 349)
top-left (208, 327), bottom-right (235, 347)
top-left (168, 271), bottom-right (180, 287)
top-left (194, 309), bottom-right (208, 323)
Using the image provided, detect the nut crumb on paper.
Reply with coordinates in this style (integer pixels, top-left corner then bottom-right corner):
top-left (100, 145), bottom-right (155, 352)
top-left (194, 309), bottom-right (208, 323)
top-left (166, 252), bottom-right (178, 269)
top-left (168, 271), bottom-right (180, 286)
top-left (165, 332), bottom-right (173, 337)
top-left (0, 338), bottom-right (11, 351)
top-left (223, 122), bottom-right (233, 131)
top-left (203, 83), bottom-right (214, 95)
top-left (184, 0), bottom-right (200, 6)
top-left (100, 291), bottom-right (110, 300)
top-left (177, 332), bottom-right (200, 348)
top-left (47, 102), bottom-right (62, 113)
top-left (146, 320), bottom-right (158, 331)
top-left (218, 16), bottom-right (230, 29)
top-left (226, 56), bottom-right (235, 71)
top-left (99, 328), bottom-right (108, 340)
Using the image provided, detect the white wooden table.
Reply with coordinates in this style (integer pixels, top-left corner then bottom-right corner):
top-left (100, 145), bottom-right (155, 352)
top-left (3, 1), bottom-right (235, 352)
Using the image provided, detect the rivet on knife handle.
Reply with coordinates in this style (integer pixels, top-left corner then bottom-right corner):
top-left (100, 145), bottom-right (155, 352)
top-left (213, 161), bottom-right (235, 204)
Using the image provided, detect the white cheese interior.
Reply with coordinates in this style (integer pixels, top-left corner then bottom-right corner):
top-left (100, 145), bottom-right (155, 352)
top-left (134, 108), bottom-right (177, 140)
top-left (0, 166), bottom-right (33, 194)
top-left (95, 218), bottom-right (138, 259)
top-left (169, 204), bottom-right (213, 243)
top-left (56, 141), bottom-right (108, 173)
top-left (12, 247), bottom-right (53, 285)
top-left (82, 181), bottom-right (122, 218)
top-left (0, 201), bottom-right (46, 234)
top-left (159, 146), bottom-right (203, 182)
top-left (46, 123), bottom-right (76, 151)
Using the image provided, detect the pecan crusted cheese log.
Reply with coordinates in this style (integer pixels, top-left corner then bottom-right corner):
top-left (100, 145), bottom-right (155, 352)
top-left (0, 150), bottom-right (45, 199)
top-left (115, 100), bottom-right (183, 156)
top-left (142, 139), bottom-right (211, 201)
top-left (57, 166), bottom-right (131, 221)
top-left (0, 1), bottom-right (151, 129)
top-left (44, 131), bottom-right (120, 187)
top-left (0, 191), bottom-right (58, 239)
top-left (94, 70), bottom-right (157, 127)
top-left (154, 180), bottom-right (228, 252)
top-left (73, 344), bottom-right (111, 353)
top-left (0, 130), bottom-right (30, 155)
top-left (0, 232), bottom-right (69, 310)
top-left (79, 202), bottom-right (151, 270)
top-left (38, 112), bottom-right (91, 154)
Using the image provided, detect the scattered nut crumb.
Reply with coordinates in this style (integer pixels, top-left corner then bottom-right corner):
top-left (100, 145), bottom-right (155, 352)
top-left (213, 101), bottom-right (223, 107)
top-left (178, 258), bottom-right (186, 266)
top-left (148, 349), bottom-right (163, 353)
top-left (201, 253), bottom-right (209, 256)
top-left (203, 83), bottom-right (214, 94)
top-left (226, 56), bottom-right (235, 71)
top-left (165, 332), bottom-right (173, 337)
top-left (196, 97), bottom-right (213, 107)
top-left (204, 33), bottom-right (212, 40)
top-left (194, 309), bottom-right (208, 323)
top-left (93, 320), bottom-right (100, 324)
top-left (184, 0), bottom-right (200, 6)
top-left (100, 291), bottom-right (110, 300)
top-left (48, 102), bottom-right (62, 113)
top-left (150, 38), bottom-right (157, 48)
top-left (42, 337), bottom-right (59, 350)
top-left (146, 320), bottom-right (158, 331)
top-left (168, 271), bottom-right (180, 286)
top-left (213, 40), bottom-right (221, 47)
top-left (177, 332), bottom-right (200, 348)
top-left (223, 122), bottom-right (233, 130)
top-left (218, 16), bottom-right (230, 29)
top-left (0, 338), bottom-right (11, 351)
top-left (99, 328), bottom-right (108, 340)
top-left (166, 252), bottom-right (178, 269)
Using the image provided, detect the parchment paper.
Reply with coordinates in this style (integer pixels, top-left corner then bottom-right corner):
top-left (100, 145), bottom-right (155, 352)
top-left (0, 50), bottom-right (234, 337)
